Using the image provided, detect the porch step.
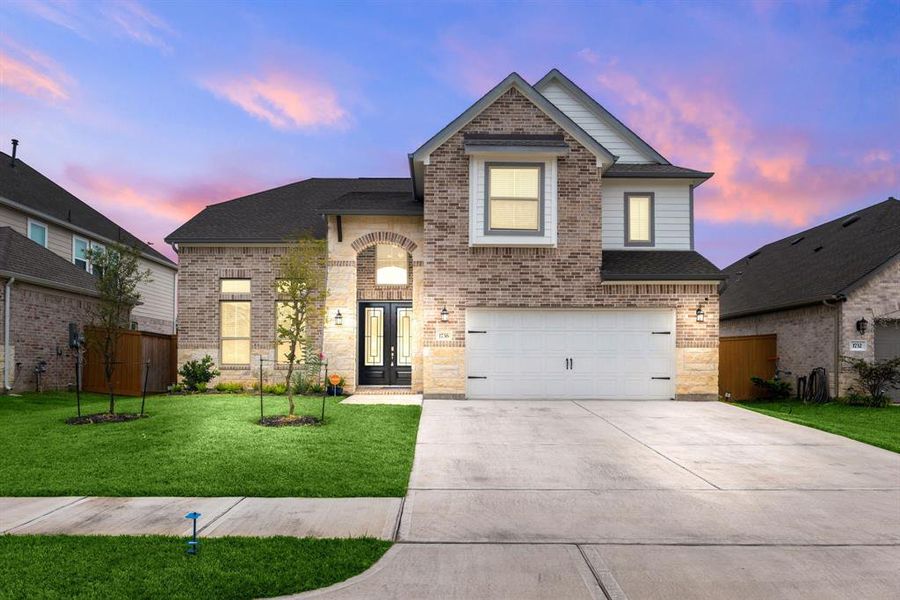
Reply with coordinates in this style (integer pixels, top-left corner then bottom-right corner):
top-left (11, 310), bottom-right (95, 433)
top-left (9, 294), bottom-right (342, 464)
top-left (354, 386), bottom-right (416, 396)
top-left (342, 394), bottom-right (423, 406)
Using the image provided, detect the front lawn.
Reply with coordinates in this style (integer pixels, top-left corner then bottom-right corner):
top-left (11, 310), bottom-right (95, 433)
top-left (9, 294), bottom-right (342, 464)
top-left (0, 535), bottom-right (389, 600)
top-left (0, 393), bottom-right (420, 497)
top-left (734, 400), bottom-right (900, 453)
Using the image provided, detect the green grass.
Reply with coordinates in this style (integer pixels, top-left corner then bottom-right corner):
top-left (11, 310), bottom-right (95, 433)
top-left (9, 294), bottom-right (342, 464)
top-left (734, 400), bottom-right (900, 453)
top-left (0, 535), bottom-right (390, 600)
top-left (0, 393), bottom-right (420, 497)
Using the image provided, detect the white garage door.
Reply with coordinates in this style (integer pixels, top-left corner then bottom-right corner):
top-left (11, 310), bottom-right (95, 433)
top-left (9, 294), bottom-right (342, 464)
top-left (466, 309), bottom-right (676, 400)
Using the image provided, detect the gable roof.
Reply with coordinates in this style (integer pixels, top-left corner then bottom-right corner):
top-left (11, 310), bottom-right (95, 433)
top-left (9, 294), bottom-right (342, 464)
top-left (534, 69), bottom-right (670, 165)
top-left (602, 250), bottom-right (724, 281)
top-left (720, 198), bottom-right (900, 319)
top-left (604, 163), bottom-right (713, 181)
top-left (319, 191), bottom-right (422, 216)
top-left (165, 178), bottom-right (412, 244)
top-left (0, 226), bottom-right (99, 295)
top-left (0, 152), bottom-right (175, 268)
top-left (409, 72), bottom-right (618, 200)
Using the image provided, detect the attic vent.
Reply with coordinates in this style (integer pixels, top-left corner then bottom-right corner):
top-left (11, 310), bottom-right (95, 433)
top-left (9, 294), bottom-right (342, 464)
top-left (841, 215), bottom-right (860, 227)
top-left (813, 245), bottom-right (824, 252)
top-left (790, 236), bottom-right (805, 245)
top-left (747, 251), bottom-right (760, 260)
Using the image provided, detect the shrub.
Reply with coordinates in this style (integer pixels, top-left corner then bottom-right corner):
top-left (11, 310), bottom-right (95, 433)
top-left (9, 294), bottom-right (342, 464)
top-left (214, 382), bottom-right (245, 393)
top-left (178, 355), bottom-right (220, 392)
top-left (262, 383), bottom-right (287, 395)
top-left (291, 348), bottom-right (325, 395)
top-left (836, 393), bottom-right (882, 407)
top-left (750, 376), bottom-right (792, 400)
top-left (196, 382), bottom-right (207, 393)
top-left (842, 356), bottom-right (900, 408)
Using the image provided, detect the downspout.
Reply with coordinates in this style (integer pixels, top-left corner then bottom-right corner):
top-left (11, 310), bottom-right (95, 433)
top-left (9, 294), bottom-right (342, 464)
top-left (3, 277), bottom-right (14, 391)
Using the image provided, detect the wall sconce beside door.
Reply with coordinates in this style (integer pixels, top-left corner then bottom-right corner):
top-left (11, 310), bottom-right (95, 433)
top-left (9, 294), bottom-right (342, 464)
top-left (856, 317), bottom-right (868, 335)
top-left (440, 307), bottom-right (449, 322)
top-left (335, 310), bottom-right (343, 326)
top-left (695, 305), bottom-right (705, 323)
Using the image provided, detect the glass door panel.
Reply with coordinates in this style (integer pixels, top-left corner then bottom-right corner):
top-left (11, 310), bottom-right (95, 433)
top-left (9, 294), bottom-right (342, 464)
top-left (364, 307), bottom-right (384, 366)
top-left (396, 307), bottom-right (412, 367)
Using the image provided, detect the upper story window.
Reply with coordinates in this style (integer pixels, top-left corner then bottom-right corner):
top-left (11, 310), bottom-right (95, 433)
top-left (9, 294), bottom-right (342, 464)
top-left (73, 236), bottom-right (90, 271)
top-left (625, 192), bottom-right (655, 247)
top-left (486, 164), bottom-right (543, 234)
top-left (375, 245), bottom-right (408, 285)
top-left (220, 279), bottom-right (251, 294)
top-left (27, 218), bottom-right (48, 248)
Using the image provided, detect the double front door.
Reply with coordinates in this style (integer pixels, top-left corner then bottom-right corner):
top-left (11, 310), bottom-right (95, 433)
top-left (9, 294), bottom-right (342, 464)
top-left (358, 302), bottom-right (412, 386)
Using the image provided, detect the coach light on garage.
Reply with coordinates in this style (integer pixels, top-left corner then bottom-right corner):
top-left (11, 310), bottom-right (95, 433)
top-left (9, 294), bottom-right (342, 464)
top-left (856, 317), bottom-right (868, 335)
top-left (440, 307), bottom-right (449, 322)
top-left (334, 310), bottom-right (343, 326)
top-left (695, 305), bottom-right (705, 323)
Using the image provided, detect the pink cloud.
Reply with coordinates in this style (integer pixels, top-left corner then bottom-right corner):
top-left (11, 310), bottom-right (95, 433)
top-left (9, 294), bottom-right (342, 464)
top-left (594, 69), bottom-right (899, 227)
top-left (201, 70), bottom-right (348, 131)
top-left (101, 0), bottom-right (175, 53)
top-left (0, 41), bottom-right (71, 102)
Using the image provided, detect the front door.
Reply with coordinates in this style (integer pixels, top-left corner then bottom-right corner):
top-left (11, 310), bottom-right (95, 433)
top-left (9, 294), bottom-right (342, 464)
top-left (358, 302), bottom-right (412, 386)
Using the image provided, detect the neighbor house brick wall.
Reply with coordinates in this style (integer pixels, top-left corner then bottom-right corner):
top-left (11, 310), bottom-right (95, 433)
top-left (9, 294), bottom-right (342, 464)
top-left (721, 303), bottom-right (839, 397)
top-left (176, 245), bottom-right (324, 385)
top-left (838, 255), bottom-right (900, 395)
top-left (421, 86), bottom-right (720, 399)
top-left (0, 278), bottom-right (97, 393)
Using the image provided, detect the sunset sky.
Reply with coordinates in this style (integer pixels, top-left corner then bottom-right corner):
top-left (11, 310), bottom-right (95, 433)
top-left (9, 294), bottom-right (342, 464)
top-left (1, 0), bottom-right (897, 267)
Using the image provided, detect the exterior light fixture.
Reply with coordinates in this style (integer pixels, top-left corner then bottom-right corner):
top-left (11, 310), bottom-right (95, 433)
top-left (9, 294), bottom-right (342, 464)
top-left (440, 307), bottom-right (449, 322)
top-left (856, 317), bottom-right (868, 335)
top-left (695, 305), bottom-right (705, 323)
top-left (335, 310), bottom-right (343, 326)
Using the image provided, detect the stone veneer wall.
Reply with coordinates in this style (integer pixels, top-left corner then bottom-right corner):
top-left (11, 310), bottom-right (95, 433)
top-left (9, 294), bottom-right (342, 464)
top-left (421, 86), bottom-right (720, 399)
top-left (0, 279), bottom-right (97, 393)
top-left (176, 245), bottom-right (324, 385)
top-left (322, 215), bottom-right (425, 393)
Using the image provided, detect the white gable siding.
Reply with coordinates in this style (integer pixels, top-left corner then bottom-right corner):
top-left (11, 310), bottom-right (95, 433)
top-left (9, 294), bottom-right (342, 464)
top-left (602, 179), bottom-right (692, 250)
top-left (540, 82), bottom-right (652, 164)
top-left (132, 259), bottom-right (177, 330)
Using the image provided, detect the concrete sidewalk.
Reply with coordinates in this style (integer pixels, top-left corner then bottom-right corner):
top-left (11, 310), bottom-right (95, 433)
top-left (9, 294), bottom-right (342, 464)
top-left (0, 496), bottom-right (402, 540)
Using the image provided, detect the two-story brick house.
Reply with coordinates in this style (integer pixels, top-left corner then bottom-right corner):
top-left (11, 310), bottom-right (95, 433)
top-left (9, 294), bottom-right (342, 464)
top-left (1, 146), bottom-right (178, 392)
top-left (167, 70), bottom-right (724, 400)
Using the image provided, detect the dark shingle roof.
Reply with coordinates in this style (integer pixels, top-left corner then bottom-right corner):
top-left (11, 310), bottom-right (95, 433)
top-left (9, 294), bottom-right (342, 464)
top-left (0, 152), bottom-right (175, 266)
top-left (165, 178), bottom-right (413, 244)
top-left (601, 250), bottom-right (724, 280)
top-left (320, 191), bottom-right (422, 216)
top-left (463, 133), bottom-right (568, 148)
top-left (721, 198), bottom-right (900, 319)
top-left (604, 164), bottom-right (714, 179)
top-left (0, 226), bottom-right (99, 294)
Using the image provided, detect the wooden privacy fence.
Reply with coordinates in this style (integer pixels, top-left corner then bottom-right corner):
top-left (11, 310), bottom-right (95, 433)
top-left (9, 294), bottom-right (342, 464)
top-left (82, 328), bottom-right (177, 396)
top-left (719, 334), bottom-right (778, 401)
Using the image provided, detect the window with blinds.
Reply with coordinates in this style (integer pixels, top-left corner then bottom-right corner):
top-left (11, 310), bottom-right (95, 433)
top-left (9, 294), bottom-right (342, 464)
top-left (487, 164), bottom-right (542, 232)
top-left (220, 301), bottom-right (251, 364)
top-left (626, 193), bottom-right (654, 246)
top-left (275, 301), bottom-right (304, 363)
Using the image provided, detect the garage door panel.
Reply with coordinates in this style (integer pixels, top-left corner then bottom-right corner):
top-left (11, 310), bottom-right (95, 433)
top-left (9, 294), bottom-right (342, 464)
top-left (466, 309), bottom-right (675, 400)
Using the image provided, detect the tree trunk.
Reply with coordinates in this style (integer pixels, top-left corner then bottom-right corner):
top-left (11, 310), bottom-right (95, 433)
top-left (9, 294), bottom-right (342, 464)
top-left (285, 358), bottom-right (295, 416)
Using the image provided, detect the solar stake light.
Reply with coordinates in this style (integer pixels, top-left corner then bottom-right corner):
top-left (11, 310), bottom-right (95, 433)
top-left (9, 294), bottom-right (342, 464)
top-left (185, 512), bottom-right (201, 554)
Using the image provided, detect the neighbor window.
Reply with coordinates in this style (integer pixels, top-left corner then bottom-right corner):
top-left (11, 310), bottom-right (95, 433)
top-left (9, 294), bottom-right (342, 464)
top-left (375, 245), bottom-right (408, 285)
top-left (73, 236), bottom-right (90, 271)
top-left (220, 279), bottom-right (251, 294)
top-left (90, 242), bottom-right (107, 276)
top-left (220, 301), bottom-right (251, 364)
top-left (27, 219), bottom-right (48, 247)
top-left (486, 164), bottom-right (542, 233)
top-left (625, 192), bottom-right (654, 246)
top-left (275, 301), bottom-right (304, 364)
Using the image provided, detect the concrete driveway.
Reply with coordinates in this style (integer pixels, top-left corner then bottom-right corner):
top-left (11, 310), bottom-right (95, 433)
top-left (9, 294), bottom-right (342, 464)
top-left (297, 400), bottom-right (900, 599)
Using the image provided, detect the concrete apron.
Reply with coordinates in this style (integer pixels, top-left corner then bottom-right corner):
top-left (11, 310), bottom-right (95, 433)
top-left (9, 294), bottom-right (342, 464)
top-left (286, 399), bottom-right (900, 600)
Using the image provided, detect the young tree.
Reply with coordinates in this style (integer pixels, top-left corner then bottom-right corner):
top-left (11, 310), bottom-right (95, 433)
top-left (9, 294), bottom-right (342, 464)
top-left (88, 244), bottom-right (151, 414)
top-left (275, 236), bottom-right (327, 416)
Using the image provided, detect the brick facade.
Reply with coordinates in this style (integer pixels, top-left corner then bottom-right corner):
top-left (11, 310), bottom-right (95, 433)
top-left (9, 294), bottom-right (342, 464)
top-left (1, 279), bottom-right (97, 393)
top-left (176, 245), bottom-right (324, 385)
top-left (421, 87), bottom-right (719, 399)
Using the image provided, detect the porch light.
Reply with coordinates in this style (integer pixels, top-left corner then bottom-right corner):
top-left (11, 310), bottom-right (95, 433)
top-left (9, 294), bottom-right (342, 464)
top-left (440, 307), bottom-right (449, 322)
top-left (335, 310), bottom-right (343, 326)
top-left (695, 305), bottom-right (705, 323)
top-left (856, 317), bottom-right (868, 335)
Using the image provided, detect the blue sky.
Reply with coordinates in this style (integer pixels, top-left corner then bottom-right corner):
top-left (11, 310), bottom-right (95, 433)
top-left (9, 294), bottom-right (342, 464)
top-left (1, 0), bottom-right (898, 265)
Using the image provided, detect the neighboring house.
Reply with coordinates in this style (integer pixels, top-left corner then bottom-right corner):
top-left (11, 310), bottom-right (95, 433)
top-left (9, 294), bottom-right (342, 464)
top-left (720, 198), bottom-right (900, 400)
top-left (0, 148), bottom-right (178, 334)
top-left (0, 147), bottom-right (178, 392)
top-left (166, 69), bottom-right (724, 400)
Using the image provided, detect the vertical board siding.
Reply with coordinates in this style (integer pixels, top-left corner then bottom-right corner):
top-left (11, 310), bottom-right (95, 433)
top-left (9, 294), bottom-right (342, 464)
top-left (602, 179), bottom-right (692, 250)
top-left (719, 334), bottom-right (778, 400)
top-left (540, 82), bottom-right (651, 164)
top-left (83, 328), bottom-right (177, 395)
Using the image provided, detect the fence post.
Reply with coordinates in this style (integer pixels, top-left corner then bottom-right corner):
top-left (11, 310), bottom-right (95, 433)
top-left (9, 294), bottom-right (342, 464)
top-left (75, 351), bottom-right (82, 418)
top-left (140, 361), bottom-right (150, 416)
top-left (321, 362), bottom-right (328, 422)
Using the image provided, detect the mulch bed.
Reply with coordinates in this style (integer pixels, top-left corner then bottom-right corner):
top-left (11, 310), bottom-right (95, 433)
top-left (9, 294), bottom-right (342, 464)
top-left (258, 415), bottom-right (322, 427)
top-left (66, 413), bottom-right (148, 425)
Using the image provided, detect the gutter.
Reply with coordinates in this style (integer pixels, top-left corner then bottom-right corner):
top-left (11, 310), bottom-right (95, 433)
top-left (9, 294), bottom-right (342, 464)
top-left (720, 295), bottom-right (847, 321)
top-left (822, 294), bottom-right (846, 398)
top-left (3, 277), bottom-right (14, 391)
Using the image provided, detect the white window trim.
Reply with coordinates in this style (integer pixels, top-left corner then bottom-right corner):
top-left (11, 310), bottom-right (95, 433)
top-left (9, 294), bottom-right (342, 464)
top-left (27, 218), bottom-right (49, 248)
top-left (72, 235), bottom-right (91, 272)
